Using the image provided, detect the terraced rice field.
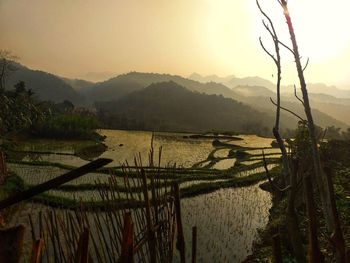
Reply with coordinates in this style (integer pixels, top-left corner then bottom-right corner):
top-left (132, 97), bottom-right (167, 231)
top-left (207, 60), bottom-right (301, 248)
top-left (6, 129), bottom-right (283, 262)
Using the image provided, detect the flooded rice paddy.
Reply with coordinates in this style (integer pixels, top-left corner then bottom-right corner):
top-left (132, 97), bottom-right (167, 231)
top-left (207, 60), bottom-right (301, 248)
top-left (7, 129), bottom-right (281, 262)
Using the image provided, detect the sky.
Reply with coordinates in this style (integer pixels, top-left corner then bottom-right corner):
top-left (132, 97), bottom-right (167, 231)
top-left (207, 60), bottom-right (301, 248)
top-left (1, 0), bottom-right (350, 86)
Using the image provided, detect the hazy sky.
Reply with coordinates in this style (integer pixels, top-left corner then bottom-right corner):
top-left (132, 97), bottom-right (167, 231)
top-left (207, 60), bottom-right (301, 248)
top-left (1, 0), bottom-right (350, 85)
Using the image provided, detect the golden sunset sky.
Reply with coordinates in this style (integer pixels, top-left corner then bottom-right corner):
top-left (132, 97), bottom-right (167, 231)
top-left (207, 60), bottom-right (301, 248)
top-left (1, 0), bottom-right (350, 85)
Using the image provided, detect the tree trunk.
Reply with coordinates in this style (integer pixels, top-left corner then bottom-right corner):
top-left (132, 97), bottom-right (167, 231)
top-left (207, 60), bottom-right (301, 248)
top-left (286, 161), bottom-right (305, 263)
top-left (303, 175), bottom-right (325, 263)
top-left (279, 3), bottom-right (345, 261)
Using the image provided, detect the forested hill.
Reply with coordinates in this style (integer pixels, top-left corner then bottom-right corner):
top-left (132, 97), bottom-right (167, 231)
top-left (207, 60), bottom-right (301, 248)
top-left (6, 63), bottom-right (84, 104)
top-left (95, 81), bottom-right (274, 134)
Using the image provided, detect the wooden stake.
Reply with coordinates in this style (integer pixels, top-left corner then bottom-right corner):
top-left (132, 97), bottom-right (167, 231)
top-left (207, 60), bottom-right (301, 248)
top-left (30, 238), bottom-right (44, 263)
top-left (141, 169), bottom-right (157, 262)
top-left (191, 226), bottom-right (197, 263)
top-left (120, 212), bottom-right (134, 263)
top-left (75, 227), bottom-right (89, 263)
top-left (173, 183), bottom-right (186, 263)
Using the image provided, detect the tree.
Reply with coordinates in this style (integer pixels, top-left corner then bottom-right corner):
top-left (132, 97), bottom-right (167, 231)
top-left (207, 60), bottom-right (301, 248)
top-left (0, 50), bottom-right (17, 91)
top-left (0, 52), bottom-right (44, 139)
top-left (0, 81), bottom-right (42, 139)
top-left (257, 1), bottom-right (348, 262)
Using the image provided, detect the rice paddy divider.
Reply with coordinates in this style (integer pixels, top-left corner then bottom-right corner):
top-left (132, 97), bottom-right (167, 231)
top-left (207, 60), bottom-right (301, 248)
top-left (0, 158), bottom-right (112, 210)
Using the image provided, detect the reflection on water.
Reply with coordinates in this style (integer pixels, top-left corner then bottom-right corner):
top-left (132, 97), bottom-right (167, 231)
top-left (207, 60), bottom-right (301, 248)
top-left (12, 130), bottom-right (281, 169)
top-left (213, 148), bottom-right (231, 158)
top-left (16, 139), bottom-right (81, 154)
top-left (99, 129), bottom-right (214, 167)
top-left (175, 184), bottom-right (271, 262)
top-left (23, 153), bottom-right (88, 167)
top-left (212, 159), bottom-right (236, 170)
top-left (228, 135), bottom-right (274, 148)
top-left (7, 164), bottom-right (113, 185)
top-left (7, 129), bottom-right (278, 262)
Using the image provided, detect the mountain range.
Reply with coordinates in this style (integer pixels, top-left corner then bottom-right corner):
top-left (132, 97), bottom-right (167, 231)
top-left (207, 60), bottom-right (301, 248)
top-left (4, 63), bottom-right (350, 133)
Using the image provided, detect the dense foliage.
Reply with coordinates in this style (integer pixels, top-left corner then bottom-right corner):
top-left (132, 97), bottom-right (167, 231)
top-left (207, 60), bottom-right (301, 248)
top-left (31, 100), bottom-right (99, 139)
top-left (32, 113), bottom-right (98, 139)
top-left (0, 81), bottom-right (42, 136)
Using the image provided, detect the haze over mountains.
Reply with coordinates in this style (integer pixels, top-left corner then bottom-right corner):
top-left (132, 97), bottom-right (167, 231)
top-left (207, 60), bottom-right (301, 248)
top-left (5, 63), bottom-right (350, 133)
top-left (190, 73), bottom-right (350, 98)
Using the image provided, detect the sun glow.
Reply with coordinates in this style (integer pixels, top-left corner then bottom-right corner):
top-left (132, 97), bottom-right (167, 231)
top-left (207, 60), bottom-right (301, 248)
top-left (253, 0), bottom-right (350, 63)
top-left (1, 0), bottom-right (350, 84)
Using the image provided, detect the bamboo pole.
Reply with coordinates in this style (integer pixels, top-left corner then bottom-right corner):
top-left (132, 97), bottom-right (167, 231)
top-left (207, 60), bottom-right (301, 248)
top-left (30, 238), bottom-right (44, 263)
top-left (120, 212), bottom-right (134, 263)
top-left (141, 169), bottom-right (157, 262)
top-left (191, 226), bottom-right (197, 263)
top-left (75, 227), bottom-right (90, 263)
top-left (173, 183), bottom-right (186, 263)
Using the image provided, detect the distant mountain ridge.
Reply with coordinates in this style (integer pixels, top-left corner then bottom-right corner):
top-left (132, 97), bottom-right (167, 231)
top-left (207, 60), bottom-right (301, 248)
top-left (62, 78), bottom-right (95, 91)
top-left (190, 73), bottom-right (350, 98)
top-left (286, 83), bottom-right (350, 99)
top-left (189, 73), bottom-right (235, 84)
top-left (83, 72), bottom-right (242, 103)
top-left (231, 85), bottom-right (350, 126)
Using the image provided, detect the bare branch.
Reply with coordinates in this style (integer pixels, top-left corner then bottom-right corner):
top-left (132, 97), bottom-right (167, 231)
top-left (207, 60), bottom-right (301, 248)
top-left (262, 151), bottom-right (291, 192)
top-left (294, 85), bottom-right (304, 106)
top-left (257, 0), bottom-right (278, 38)
top-left (277, 39), bottom-right (295, 55)
top-left (270, 97), bottom-right (305, 121)
top-left (261, 20), bottom-right (294, 55)
top-left (302, 57), bottom-right (310, 72)
top-left (259, 37), bottom-right (277, 65)
top-left (258, 0), bottom-right (294, 185)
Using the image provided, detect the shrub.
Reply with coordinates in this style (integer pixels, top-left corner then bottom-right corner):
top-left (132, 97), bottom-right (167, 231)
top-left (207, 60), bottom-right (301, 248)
top-left (32, 114), bottom-right (99, 139)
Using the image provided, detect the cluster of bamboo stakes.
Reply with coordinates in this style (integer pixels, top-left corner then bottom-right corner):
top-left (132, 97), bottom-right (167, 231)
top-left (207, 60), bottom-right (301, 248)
top-left (0, 149), bottom-right (198, 262)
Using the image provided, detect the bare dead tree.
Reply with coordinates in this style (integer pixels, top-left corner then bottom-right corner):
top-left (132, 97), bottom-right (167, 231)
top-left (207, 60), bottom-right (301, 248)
top-left (258, 0), bottom-right (348, 262)
top-left (278, 1), bottom-right (348, 262)
top-left (257, 2), bottom-right (307, 260)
